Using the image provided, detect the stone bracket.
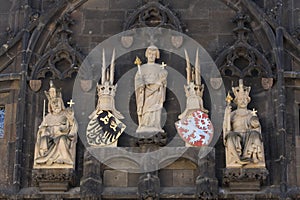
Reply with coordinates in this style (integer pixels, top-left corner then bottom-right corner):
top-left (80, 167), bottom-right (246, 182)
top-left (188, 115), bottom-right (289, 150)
top-left (32, 168), bottom-right (75, 192)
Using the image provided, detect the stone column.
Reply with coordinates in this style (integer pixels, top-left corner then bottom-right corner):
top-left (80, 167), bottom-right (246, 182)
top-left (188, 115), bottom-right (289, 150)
top-left (80, 150), bottom-right (102, 199)
top-left (196, 147), bottom-right (218, 199)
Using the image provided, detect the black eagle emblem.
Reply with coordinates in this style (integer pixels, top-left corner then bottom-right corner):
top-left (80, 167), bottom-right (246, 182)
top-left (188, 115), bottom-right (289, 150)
top-left (86, 110), bottom-right (126, 146)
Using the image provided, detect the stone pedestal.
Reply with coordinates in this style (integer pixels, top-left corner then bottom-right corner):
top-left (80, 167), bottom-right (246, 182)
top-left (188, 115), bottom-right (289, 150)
top-left (137, 131), bottom-right (167, 146)
top-left (223, 168), bottom-right (268, 191)
top-left (32, 168), bottom-right (75, 192)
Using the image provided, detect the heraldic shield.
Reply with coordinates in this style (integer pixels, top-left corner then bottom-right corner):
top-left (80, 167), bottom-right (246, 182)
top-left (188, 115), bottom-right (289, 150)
top-left (86, 110), bottom-right (126, 146)
top-left (175, 110), bottom-right (214, 146)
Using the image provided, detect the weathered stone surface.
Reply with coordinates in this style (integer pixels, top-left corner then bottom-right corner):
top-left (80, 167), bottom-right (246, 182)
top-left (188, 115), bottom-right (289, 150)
top-left (84, 10), bottom-right (125, 20)
top-left (163, 0), bottom-right (196, 9)
top-left (0, 0), bottom-right (12, 12)
top-left (109, 0), bottom-right (143, 10)
top-left (83, 20), bottom-right (102, 35)
top-left (82, 0), bottom-right (109, 10)
top-left (173, 169), bottom-right (195, 187)
top-left (159, 169), bottom-right (173, 187)
top-left (103, 170), bottom-right (128, 187)
top-left (211, 10), bottom-right (236, 34)
top-left (229, 181), bottom-right (261, 191)
top-left (181, 9), bottom-right (209, 20)
top-left (102, 20), bottom-right (123, 35)
top-left (184, 19), bottom-right (210, 34)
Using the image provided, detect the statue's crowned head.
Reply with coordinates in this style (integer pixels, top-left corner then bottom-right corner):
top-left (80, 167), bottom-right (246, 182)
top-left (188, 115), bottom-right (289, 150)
top-left (45, 81), bottom-right (65, 113)
top-left (45, 80), bottom-right (62, 100)
top-left (232, 79), bottom-right (251, 108)
top-left (145, 45), bottom-right (160, 63)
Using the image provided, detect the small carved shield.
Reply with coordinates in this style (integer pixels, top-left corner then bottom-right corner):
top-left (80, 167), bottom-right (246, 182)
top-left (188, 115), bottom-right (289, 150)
top-left (210, 77), bottom-right (223, 90)
top-left (171, 35), bottom-right (183, 48)
top-left (80, 80), bottom-right (93, 92)
top-left (121, 36), bottom-right (133, 48)
top-left (261, 77), bottom-right (273, 90)
top-left (175, 110), bottom-right (214, 147)
top-left (29, 80), bottom-right (42, 92)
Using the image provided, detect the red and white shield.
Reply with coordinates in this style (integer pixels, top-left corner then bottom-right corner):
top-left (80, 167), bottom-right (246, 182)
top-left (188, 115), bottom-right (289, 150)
top-left (175, 110), bottom-right (214, 146)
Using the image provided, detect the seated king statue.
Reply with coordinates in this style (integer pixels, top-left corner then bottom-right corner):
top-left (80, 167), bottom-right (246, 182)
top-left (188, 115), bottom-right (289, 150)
top-left (223, 79), bottom-right (266, 168)
top-left (33, 81), bottom-right (78, 168)
top-left (135, 45), bottom-right (168, 133)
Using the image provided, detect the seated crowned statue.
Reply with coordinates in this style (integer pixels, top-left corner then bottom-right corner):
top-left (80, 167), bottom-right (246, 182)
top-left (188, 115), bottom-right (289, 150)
top-left (223, 79), bottom-right (265, 168)
top-left (34, 81), bottom-right (78, 168)
top-left (135, 45), bottom-right (168, 133)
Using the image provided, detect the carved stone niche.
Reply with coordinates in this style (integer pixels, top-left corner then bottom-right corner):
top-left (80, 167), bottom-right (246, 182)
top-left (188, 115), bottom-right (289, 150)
top-left (32, 169), bottom-right (75, 192)
top-left (222, 168), bottom-right (268, 191)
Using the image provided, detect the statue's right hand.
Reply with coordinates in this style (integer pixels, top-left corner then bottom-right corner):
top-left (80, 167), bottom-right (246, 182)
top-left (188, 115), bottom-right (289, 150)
top-left (225, 105), bottom-right (232, 113)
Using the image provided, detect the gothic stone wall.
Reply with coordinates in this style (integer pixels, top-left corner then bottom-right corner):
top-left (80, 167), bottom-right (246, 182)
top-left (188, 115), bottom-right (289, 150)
top-left (0, 0), bottom-right (299, 199)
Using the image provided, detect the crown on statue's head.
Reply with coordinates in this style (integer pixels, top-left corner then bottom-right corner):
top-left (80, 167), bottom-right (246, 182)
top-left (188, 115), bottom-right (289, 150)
top-left (232, 79), bottom-right (251, 104)
top-left (45, 80), bottom-right (62, 100)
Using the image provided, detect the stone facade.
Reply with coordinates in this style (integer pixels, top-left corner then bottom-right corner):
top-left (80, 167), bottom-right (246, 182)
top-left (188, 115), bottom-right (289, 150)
top-left (0, 0), bottom-right (300, 199)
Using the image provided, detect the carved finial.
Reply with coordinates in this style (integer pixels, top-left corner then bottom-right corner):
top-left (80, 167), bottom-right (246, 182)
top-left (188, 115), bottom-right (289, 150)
top-left (226, 92), bottom-right (233, 104)
top-left (102, 49), bottom-right (106, 84)
top-left (184, 49), bottom-right (191, 84)
top-left (134, 56), bottom-right (142, 66)
top-left (195, 48), bottom-right (201, 85)
top-left (110, 49), bottom-right (116, 85)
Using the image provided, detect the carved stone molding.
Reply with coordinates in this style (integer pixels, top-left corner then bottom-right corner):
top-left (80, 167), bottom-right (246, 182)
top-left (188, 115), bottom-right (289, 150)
top-left (138, 173), bottom-right (160, 200)
top-left (223, 168), bottom-right (268, 191)
top-left (30, 12), bottom-right (84, 80)
top-left (124, 1), bottom-right (182, 32)
top-left (32, 168), bottom-right (75, 192)
top-left (215, 13), bottom-right (273, 82)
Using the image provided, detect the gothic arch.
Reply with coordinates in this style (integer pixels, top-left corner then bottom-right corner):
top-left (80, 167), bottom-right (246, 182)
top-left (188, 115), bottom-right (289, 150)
top-left (30, 12), bottom-right (84, 80)
top-left (123, 1), bottom-right (182, 32)
top-left (25, 0), bottom-right (86, 80)
top-left (215, 13), bottom-right (273, 79)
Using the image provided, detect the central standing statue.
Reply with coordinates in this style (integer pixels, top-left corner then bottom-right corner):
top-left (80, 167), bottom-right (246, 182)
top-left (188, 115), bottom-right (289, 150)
top-left (135, 45), bottom-right (168, 133)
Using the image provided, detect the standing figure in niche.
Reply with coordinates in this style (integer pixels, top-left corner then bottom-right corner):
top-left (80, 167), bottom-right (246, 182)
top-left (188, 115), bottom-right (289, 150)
top-left (34, 81), bottom-right (78, 168)
top-left (135, 45), bottom-right (168, 133)
top-left (223, 79), bottom-right (265, 168)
